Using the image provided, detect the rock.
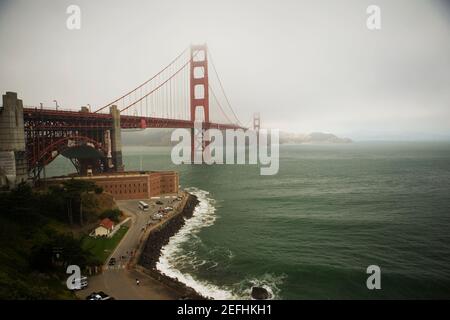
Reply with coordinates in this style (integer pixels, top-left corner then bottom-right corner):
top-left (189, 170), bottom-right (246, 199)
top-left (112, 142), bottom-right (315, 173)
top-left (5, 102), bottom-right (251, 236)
top-left (139, 194), bottom-right (199, 269)
top-left (251, 286), bottom-right (270, 300)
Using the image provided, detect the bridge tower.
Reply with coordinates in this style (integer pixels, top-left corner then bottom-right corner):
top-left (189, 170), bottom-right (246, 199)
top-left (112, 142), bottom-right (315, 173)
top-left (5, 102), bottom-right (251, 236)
top-left (253, 112), bottom-right (261, 132)
top-left (190, 44), bottom-right (210, 163)
top-left (0, 92), bottom-right (28, 188)
top-left (110, 105), bottom-right (124, 172)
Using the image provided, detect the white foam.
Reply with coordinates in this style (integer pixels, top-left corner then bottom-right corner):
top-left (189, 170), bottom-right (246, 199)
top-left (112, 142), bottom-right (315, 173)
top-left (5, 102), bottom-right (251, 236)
top-left (156, 187), bottom-right (234, 300)
top-left (235, 274), bottom-right (286, 300)
top-left (156, 187), bottom-right (285, 300)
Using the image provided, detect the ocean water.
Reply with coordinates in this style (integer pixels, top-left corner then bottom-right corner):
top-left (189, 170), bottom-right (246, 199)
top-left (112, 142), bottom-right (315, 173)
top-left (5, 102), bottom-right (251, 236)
top-left (46, 142), bottom-right (450, 299)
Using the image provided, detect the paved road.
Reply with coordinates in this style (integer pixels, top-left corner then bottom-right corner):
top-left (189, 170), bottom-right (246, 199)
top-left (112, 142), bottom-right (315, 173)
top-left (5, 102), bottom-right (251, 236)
top-left (78, 194), bottom-right (186, 300)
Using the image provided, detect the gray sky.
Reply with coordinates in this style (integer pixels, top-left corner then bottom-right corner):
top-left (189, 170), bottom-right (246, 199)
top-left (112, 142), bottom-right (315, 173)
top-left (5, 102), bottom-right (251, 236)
top-left (1, 0), bottom-right (449, 140)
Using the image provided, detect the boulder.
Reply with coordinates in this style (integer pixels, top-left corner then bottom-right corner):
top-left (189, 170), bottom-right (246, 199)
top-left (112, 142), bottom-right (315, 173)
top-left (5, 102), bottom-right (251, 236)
top-left (251, 286), bottom-right (270, 300)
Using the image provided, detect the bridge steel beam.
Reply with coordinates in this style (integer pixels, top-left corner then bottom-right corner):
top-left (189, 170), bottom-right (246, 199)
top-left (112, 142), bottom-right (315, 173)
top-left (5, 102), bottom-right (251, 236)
top-left (17, 104), bottom-right (245, 181)
top-left (23, 105), bottom-right (114, 180)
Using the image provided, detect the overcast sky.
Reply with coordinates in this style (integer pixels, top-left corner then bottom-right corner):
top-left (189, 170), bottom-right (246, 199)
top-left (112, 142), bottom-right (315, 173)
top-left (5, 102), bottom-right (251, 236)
top-left (0, 0), bottom-right (449, 140)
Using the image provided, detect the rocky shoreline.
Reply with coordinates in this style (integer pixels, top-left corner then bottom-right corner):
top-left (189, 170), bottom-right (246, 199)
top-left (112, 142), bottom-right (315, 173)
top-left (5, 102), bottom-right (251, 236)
top-left (138, 193), bottom-right (207, 299)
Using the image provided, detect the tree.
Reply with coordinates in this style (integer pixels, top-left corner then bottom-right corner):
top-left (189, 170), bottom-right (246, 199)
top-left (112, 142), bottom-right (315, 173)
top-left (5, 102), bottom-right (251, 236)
top-left (94, 186), bottom-right (103, 194)
top-left (30, 232), bottom-right (94, 272)
top-left (62, 179), bottom-right (96, 226)
top-left (100, 209), bottom-right (122, 223)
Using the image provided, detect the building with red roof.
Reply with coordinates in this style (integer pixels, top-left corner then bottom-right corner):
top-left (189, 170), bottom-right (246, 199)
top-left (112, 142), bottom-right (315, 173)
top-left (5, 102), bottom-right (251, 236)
top-left (94, 218), bottom-right (115, 237)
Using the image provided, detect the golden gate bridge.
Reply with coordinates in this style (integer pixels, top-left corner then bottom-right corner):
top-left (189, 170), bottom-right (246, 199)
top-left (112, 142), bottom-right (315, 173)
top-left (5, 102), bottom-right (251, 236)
top-left (0, 44), bottom-right (258, 182)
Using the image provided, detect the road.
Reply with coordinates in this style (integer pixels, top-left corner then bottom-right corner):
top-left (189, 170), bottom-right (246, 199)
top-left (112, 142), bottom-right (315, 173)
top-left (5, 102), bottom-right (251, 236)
top-left (78, 194), bottom-right (186, 300)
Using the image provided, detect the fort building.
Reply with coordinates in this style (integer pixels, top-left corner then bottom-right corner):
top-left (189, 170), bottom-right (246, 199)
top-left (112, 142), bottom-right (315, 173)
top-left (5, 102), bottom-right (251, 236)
top-left (45, 171), bottom-right (179, 200)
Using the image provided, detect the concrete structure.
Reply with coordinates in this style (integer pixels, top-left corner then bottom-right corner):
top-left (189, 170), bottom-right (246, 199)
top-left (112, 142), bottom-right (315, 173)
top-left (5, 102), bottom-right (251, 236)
top-left (0, 92), bottom-right (28, 187)
top-left (46, 171), bottom-right (179, 200)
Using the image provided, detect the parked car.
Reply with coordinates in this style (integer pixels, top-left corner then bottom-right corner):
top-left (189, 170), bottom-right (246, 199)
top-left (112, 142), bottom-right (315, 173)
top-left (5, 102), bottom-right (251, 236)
top-left (86, 291), bottom-right (112, 300)
top-left (69, 276), bottom-right (88, 290)
top-left (152, 213), bottom-right (163, 220)
top-left (86, 292), bottom-right (101, 300)
top-left (97, 291), bottom-right (112, 300)
top-left (79, 276), bottom-right (88, 289)
top-left (108, 257), bottom-right (116, 266)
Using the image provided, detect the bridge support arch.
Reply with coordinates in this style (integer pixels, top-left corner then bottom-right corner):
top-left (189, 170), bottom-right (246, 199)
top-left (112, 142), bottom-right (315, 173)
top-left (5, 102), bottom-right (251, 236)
top-left (0, 91), bottom-right (128, 186)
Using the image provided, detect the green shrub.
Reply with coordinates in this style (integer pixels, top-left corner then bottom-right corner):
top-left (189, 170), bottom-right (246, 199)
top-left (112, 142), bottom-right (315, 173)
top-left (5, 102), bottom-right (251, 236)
top-left (94, 186), bottom-right (103, 194)
top-left (99, 208), bottom-right (121, 223)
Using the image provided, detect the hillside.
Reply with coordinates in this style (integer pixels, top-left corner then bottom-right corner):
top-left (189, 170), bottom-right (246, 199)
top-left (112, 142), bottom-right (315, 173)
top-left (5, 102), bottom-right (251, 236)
top-left (0, 182), bottom-right (116, 299)
top-left (280, 131), bottom-right (352, 144)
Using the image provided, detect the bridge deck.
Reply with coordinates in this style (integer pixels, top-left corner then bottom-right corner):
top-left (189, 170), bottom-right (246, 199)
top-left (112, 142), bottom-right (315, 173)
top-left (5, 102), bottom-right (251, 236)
top-left (23, 108), bottom-right (244, 130)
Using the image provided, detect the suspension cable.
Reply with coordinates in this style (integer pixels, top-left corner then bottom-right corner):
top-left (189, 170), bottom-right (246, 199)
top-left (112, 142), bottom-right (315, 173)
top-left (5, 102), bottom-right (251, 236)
top-left (208, 84), bottom-right (235, 124)
top-left (120, 50), bottom-right (199, 113)
top-left (208, 49), bottom-right (243, 126)
top-left (95, 47), bottom-right (189, 113)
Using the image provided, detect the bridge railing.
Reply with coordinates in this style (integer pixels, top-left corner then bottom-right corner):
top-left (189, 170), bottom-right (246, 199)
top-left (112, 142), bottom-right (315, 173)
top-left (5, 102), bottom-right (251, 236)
top-left (23, 105), bottom-right (93, 113)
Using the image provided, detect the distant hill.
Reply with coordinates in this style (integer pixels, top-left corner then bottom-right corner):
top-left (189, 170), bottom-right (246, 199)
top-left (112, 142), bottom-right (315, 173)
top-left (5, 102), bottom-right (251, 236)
top-left (280, 131), bottom-right (352, 144)
top-left (122, 129), bottom-right (352, 146)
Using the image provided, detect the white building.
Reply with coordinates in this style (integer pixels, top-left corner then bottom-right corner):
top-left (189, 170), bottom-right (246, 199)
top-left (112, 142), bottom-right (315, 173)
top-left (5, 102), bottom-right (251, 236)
top-left (94, 218), bottom-right (114, 237)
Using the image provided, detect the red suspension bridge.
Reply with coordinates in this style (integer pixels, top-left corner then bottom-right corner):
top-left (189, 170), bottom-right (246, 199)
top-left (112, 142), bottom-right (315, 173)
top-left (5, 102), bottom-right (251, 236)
top-left (0, 44), bottom-right (257, 183)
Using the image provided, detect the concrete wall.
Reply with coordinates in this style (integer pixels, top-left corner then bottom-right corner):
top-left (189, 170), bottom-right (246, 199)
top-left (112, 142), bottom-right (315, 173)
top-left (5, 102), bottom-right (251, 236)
top-left (95, 175), bottom-right (150, 200)
top-left (0, 92), bottom-right (28, 187)
top-left (150, 171), bottom-right (179, 196)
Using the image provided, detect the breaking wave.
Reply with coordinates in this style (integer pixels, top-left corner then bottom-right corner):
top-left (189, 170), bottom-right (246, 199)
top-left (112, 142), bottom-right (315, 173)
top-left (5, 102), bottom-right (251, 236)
top-left (156, 187), bottom-right (233, 299)
top-left (156, 187), bottom-right (284, 299)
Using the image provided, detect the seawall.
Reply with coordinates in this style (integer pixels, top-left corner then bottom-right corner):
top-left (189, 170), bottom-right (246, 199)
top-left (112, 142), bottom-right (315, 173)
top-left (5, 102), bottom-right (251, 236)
top-left (137, 193), bottom-right (206, 299)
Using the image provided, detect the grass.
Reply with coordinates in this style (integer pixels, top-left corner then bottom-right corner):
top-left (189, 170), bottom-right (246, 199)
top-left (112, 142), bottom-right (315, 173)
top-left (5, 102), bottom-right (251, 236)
top-left (82, 226), bottom-right (129, 263)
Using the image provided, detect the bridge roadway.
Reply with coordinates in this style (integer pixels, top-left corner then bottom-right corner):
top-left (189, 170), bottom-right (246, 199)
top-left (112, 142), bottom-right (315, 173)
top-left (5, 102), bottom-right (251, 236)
top-left (23, 107), bottom-right (244, 130)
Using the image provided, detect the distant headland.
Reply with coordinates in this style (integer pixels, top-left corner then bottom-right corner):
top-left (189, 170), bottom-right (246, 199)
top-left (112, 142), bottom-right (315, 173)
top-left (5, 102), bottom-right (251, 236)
top-left (122, 129), bottom-right (352, 146)
top-left (279, 132), bottom-right (353, 144)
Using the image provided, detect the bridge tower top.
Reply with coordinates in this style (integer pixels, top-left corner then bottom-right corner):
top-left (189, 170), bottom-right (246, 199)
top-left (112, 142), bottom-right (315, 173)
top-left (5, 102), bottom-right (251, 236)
top-left (253, 112), bottom-right (261, 131)
top-left (190, 44), bottom-right (209, 123)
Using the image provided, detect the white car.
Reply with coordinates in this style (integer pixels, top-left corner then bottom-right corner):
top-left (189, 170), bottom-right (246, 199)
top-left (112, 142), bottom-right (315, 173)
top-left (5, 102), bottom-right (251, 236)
top-left (86, 291), bottom-right (111, 300)
top-left (70, 276), bottom-right (88, 290)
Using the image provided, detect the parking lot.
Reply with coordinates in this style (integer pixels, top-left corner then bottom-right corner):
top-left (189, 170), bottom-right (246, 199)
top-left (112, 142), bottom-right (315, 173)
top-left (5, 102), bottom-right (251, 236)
top-left (77, 192), bottom-right (187, 299)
